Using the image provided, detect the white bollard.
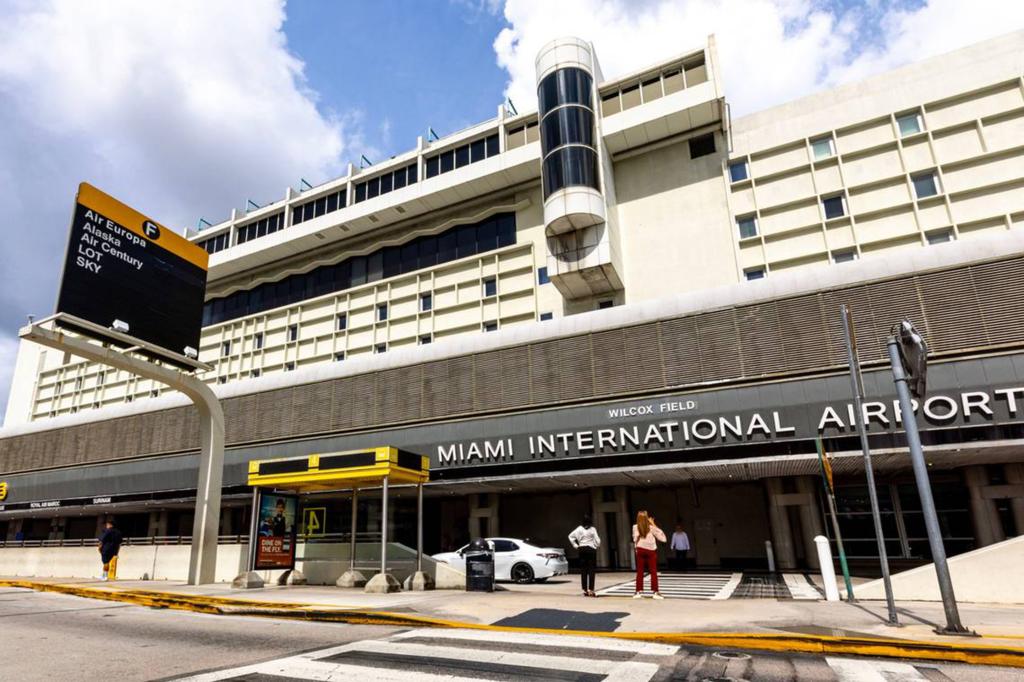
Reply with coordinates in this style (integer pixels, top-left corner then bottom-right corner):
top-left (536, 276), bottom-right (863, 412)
top-left (765, 540), bottom-right (775, 573)
top-left (814, 535), bottom-right (840, 602)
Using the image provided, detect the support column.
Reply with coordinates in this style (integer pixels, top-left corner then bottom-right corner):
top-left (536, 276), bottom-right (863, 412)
top-left (965, 466), bottom-right (1004, 547)
top-left (468, 493), bottom-right (500, 539)
top-left (795, 476), bottom-right (824, 570)
top-left (147, 511), bottom-right (162, 537)
top-left (366, 478), bottom-right (400, 593)
top-left (219, 506), bottom-right (234, 535)
top-left (338, 489), bottom-right (366, 587)
top-left (590, 486), bottom-right (631, 568)
top-left (1006, 464), bottom-right (1024, 536)
top-left (766, 478), bottom-right (797, 570)
top-left (405, 483), bottom-right (434, 591)
top-left (7, 519), bottom-right (24, 541)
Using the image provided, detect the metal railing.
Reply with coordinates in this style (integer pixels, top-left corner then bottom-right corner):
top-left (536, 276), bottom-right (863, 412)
top-left (0, 531), bottom-right (389, 549)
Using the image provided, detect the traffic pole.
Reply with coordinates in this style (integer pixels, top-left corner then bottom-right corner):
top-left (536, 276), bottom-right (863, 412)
top-left (886, 336), bottom-right (973, 635)
top-left (841, 306), bottom-right (899, 625)
top-left (816, 438), bottom-right (855, 602)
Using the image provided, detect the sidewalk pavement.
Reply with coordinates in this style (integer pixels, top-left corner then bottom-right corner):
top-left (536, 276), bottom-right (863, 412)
top-left (4, 572), bottom-right (1024, 668)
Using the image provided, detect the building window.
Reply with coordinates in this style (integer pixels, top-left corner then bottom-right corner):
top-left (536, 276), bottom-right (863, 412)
top-left (897, 112), bottom-right (923, 137)
top-left (125, 395), bottom-right (134, 402)
top-left (745, 267), bottom-right (766, 281)
top-left (811, 136), bottom-right (835, 160)
top-left (236, 212), bottom-right (285, 245)
top-left (377, 303), bottom-right (388, 322)
top-left (197, 231), bottom-right (230, 255)
top-left (250, 369), bottom-right (261, 378)
top-left (75, 377), bottom-right (83, 390)
top-left (287, 324), bottom-right (298, 341)
top-left (420, 293), bottom-right (432, 312)
top-left (537, 266), bottom-right (550, 285)
top-left (203, 211), bottom-right (516, 326)
top-left (221, 341), bottom-right (231, 357)
top-left (822, 195), bottom-right (846, 220)
top-left (334, 351), bottom-right (345, 362)
top-left (912, 171), bottom-right (939, 199)
top-left (736, 215), bottom-right (758, 240)
top-left (151, 389), bottom-right (160, 398)
top-left (539, 312), bottom-right (553, 321)
top-left (284, 362), bottom-right (295, 372)
top-left (293, 189), bottom-right (346, 226)
top-left (483, 321), bottom-right (498, 332)
top-left (374, 343), bottom-right (387, 354)
top-left (217, 377), bottom-right (227, 384)
top-left (419, 334), bottom-right (432, 345)
top-left (483, 277), bottom-right (497, 298)
top-left (689, 133), bottom-right (716, 159)
top-left (336, 313), bottom-right (347, 331)
top-left (927, 229), bottom-right (954, 245)
top-left (254, 332), bottom-right (264, 350)
top-left (353, 164), bottom-right (418, 204)
top-left (97, 371), bottom-right (105, 386)
top-left (728, 160), bottom-right (749, 183)
top-left (423, 133), bottom-right (500, 181)
top-left (833, 249), bottom-right (858, 264)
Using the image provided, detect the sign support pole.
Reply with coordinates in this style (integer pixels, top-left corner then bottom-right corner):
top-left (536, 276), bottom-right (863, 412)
top-left (246, 488), bottom-right (260, 571)
top-left (816, 439), bottom-right (855, 602)
top-left (380, 476), bottom-right (389, 576)
top-left (350, 489), bottom-right (359, 573)
top-left (886, 336), bottom-right (973, 635)
top-left (841, 306), bottom-right (899, 624)
top-left (19, 321), bottom-right (224, 586)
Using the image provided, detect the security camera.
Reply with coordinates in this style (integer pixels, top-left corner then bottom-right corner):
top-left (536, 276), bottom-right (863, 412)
top-left (112, 319), bottom-right (130, 333)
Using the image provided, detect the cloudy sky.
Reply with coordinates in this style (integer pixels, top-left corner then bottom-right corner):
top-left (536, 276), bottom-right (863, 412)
top-left (1, 0), bottom-right (1023, 418)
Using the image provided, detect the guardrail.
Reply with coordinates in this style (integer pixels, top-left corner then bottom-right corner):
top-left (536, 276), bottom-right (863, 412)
top-left (0, 531), bottom-right (388, 548)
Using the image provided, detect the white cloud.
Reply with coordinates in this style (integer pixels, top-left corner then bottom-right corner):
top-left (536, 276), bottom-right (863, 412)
top-left (492, 0), bottom-right (1024, 117)
top-left (0, 0), bottom-right (352, 420)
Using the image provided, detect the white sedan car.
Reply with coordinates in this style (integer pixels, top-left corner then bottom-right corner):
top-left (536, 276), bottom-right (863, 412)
top-left (432, 537), bottom-right (568, 583)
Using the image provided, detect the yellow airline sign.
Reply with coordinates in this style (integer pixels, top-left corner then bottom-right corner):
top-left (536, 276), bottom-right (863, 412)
top-left (303, 507), bottom-right (326, 537)
top-left (0, 481), bottom-right (7, 501)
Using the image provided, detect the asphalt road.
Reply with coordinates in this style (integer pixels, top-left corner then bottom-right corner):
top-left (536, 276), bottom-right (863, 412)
top-left (1, 586), bottom-right (1020, 681)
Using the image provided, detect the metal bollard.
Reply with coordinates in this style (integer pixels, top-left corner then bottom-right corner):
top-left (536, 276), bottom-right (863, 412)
top-left (814, 535), bottom-right (840, 602)
top-left (765, 540), bottom-right (775, 573)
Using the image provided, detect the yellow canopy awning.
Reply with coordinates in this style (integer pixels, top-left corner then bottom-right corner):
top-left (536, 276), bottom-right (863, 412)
top-left (246, 446), bottom-right (429, 492)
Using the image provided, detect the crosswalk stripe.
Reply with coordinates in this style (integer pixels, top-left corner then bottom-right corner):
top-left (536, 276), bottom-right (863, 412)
top-left (783, 573), bottom-right (822, 600)
top-left (391, 627), bottom-right (679, 656)
top-left (826, 656), bottom-right (929, 681)
top-left (597, 572), bottom-right (740, 599)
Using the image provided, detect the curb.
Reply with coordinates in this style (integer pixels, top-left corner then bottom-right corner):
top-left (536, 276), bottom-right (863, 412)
top-left (4, 579), bottom-right (1023, 668)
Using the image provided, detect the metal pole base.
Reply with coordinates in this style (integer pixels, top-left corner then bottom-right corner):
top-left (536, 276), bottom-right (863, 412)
top-left (934, 625), bottom-right (980, 637)
top-left (403, 571), bottom-right (435, 591)
top-left (364, 572), bottom-right (402, 593)
top-left (277, 569), bottom-right (307, 586)
top-left (231, 571), bottom-right (265, 589)
top-left (336, 570), bottom-right (367, 588)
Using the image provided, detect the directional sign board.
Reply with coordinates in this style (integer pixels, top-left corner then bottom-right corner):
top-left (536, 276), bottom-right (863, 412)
top-left (55, 183), bottom-right (208, 367)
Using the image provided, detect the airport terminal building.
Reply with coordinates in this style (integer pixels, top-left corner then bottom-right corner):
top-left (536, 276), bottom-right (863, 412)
top-left (2, 32), bottom-right (1024, 574)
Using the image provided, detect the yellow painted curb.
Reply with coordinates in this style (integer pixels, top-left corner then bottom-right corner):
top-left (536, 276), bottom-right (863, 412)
top-left (4, 578), bottom-right (1023, 668)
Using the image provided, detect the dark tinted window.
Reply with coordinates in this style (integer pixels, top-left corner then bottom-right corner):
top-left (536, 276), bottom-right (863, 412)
top-left (407, 163), bottom-right (417, 183)
top-left (538, 67), bottom-right (592, 115)
top-left (542, 146), bottom-right (599, 199)
top-left (540, 105), bottom-right (594, 156)
top-left (455, 144), bottom-right (470, 168)
top-left (440, 150), bottom-right (454, 173)
top-left (425, 156), bottom-right (439, 178)
top-left (486, 134), bottom-right (499, 157)
top-left (355, 183), bottom-right (366, 202)
top-left (491, 540), bottom-right (519, 552)
top-left (470, 138), bottom-right (485, 162)
top-left (689, 133), bottom-right (716, 158)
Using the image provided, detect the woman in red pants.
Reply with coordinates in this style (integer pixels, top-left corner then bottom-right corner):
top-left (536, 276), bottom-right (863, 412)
top-left (632, 510), bottom-right (667, 599)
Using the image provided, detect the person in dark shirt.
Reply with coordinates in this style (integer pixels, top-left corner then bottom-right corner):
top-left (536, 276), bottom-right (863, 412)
top-left (98, 520), bottom-right (123, 581)
top-left (272, 499), bottom-right (288, 536)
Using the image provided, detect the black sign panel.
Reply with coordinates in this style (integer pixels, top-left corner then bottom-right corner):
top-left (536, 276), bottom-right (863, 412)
top-left (55, 183), bottom-right (208, 365)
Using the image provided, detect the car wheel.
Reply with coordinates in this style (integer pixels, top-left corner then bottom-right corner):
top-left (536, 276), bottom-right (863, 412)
top-left (511, 563), bottom-right (535, 584)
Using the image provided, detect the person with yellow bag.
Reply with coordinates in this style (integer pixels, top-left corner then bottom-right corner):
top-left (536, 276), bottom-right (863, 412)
top-left (98, 519), bottom-right (123, 581)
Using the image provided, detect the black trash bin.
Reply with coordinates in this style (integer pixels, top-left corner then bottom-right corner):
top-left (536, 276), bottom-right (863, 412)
top-left (464, 538), bottom-right (494, 592)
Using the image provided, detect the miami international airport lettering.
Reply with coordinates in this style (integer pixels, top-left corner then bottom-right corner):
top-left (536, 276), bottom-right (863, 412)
top-left (435, 386), bottom-right (1024, 466)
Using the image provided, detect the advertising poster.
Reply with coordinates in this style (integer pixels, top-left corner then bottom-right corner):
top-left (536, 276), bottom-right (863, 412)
top-left (254, 492), bottom-right (298, 570)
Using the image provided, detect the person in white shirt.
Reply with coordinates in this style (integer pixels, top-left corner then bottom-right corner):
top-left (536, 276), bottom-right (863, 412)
top-left (670, 521), bottom-right (691, 571)
top-left (568, 514), bottom-right (601, 597)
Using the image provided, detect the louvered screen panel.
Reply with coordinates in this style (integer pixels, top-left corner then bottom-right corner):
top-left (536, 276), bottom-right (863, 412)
top-left (234, 394), bottom-right (260, 443)
top-left (917, 268), bottom-right (989, 352)
top-left (529, 340), bottom-right (562, 403)
top-left (17, 432), bottom-right (43, 469)
top-left (558, 335), bottom-right (595, 399)
top-left (349, 374), bottom-right (376, 427)
top-left (181, 404), bottom-right (201, 450)
top-left (473, 350), bottom-right (504, 412)
top-left (822, 286), bottom-right (882, 363)
top-left (222, 396), bottom-right (245, 443)
top-left (696, 309), bottom-right (741, 380)
top-left (867, 278), bottom-right (928, 355)
top-left (134, 412), bottom-right (158, 456)
top-left (736, 302), bottom-right (784, 376)
top-left (83, 421), bottom-right (114, 463)
top-left (108, 417), bottom-right (135, 460)
top-left (499, 346), bottom-right (531, 408)
top-left (291, 380), bottom-right (333, 435)
top-left (254, 389), bottom-right (291, 441)
top-left (54, 424), bottom-right (80, 466)
top-left (330, 377), bottom-right (355, 430)
top-left (375, 366), bottom-right (421, 424)
top-left (0, 438), bottom-right (10, 469)
top-left (622, 323), bottom-right (665, 392)
top-left (970, 258), bottom-right (1024, 345)
top-left (659, 316), bottom-right (703, 386)
top-left (591, 328), bottom-right (628, 396)
top-left (776, 295), bottom-right (830, 371)
top-left (420, 361), bottom-right (450, 418)
top-left (447, 356), bottom-right (475, 415)
top-left (154, 407), bottom-right (187, 453)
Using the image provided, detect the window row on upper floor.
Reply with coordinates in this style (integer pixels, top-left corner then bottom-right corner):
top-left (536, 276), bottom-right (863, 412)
top-left (293, 188), bottom-right (347, 226)
top-left (202, 212), bottom-right (516, 326)
top-left (354, 163), bottom-right (418, 203)
top-left (237, 211), bottom-right (286, 245)
top-left (424, 133), bottom-right (500, 180)
top-left (599, 54), bottom-right (707, 117)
